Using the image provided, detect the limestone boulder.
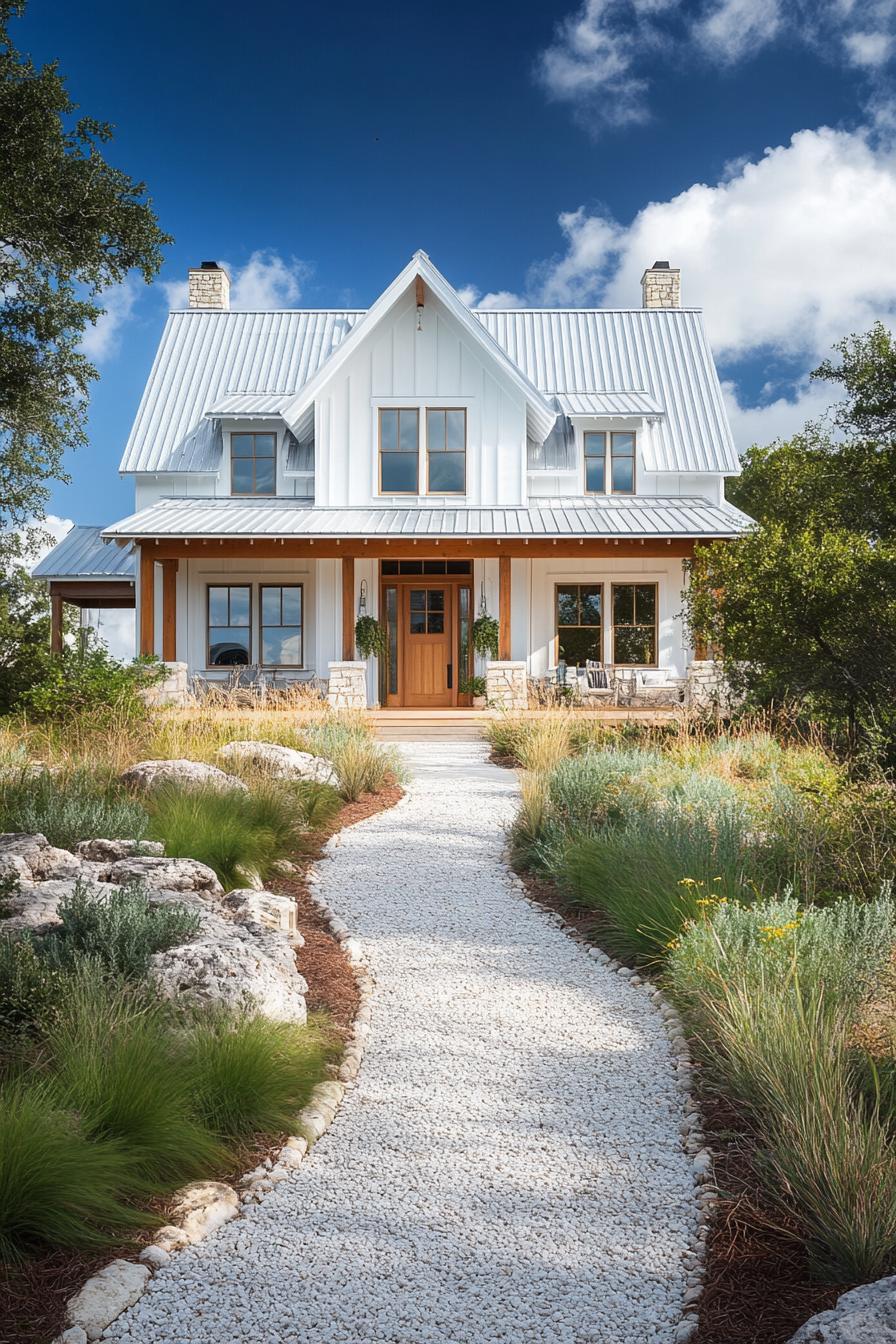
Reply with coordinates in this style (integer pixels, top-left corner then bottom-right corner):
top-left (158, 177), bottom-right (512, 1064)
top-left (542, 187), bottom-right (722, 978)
top-left (0, 832), bottom-right (82, 883)
top-left (168, 1180), bottom-right (239, 1243)
top-left (223, 887), bottom-right (303, 940)
top-left (66, 1259), bottom-right (150, 1340)
top-left (119, 759), bottom-right (247, 794)
top-left (217, 740), bottom-right (337, 786)
top-left (105, 855), bottom-right (223, 898)
top-left (788, 1277), bottom-right (896, 1343)
top-left (74, 838), bottom-right (164, 863)
top-left (0, 878), bottom-right (119, 937)
top-left (149, 901), bottom-right (307, 1023)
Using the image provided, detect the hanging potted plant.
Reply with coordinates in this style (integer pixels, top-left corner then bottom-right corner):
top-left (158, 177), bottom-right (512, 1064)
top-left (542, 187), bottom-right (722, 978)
top-left (472, 612), bottom-right (499, 660)
top-left (355, 614), bottom-right (386, 660)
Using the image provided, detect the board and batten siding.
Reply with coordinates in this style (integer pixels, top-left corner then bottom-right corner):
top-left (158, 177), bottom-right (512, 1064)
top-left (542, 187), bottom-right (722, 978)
top-left (313, 293), bottom-right (528, 508)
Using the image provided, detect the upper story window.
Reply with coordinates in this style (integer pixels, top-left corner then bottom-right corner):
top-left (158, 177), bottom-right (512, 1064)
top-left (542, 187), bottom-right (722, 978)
top-left (583, 430), bottom-right (636, 494)
top-left (426, 408), bottom-right (466, 494)
top-left (231, 432), bottom-right (276, 496)
top-left (379, 409), bottom-right (419, 494)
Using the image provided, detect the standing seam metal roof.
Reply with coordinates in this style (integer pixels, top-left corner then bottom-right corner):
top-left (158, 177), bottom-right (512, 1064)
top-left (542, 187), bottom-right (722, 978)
top-left (119, 306), bottom-right (739, 477)
top-left (31, 526), bottom-right (136, 579)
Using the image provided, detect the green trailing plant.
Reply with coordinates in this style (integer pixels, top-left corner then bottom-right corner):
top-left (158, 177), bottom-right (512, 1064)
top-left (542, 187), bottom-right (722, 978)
top-left (354, 615), bottom-right (386, 660)
top-left (42, 881), bottom-right (201, 979)
top-left (183, 1012), bottom-right (331, 1139)
top-left (472, 613), bottom-right (499, 659)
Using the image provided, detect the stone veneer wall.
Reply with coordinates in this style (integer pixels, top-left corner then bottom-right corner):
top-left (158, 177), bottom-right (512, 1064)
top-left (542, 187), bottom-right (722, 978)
top-left (141, 662), bottom-right (190, 708)
top-left (686, 660), bottom-right (729, 712)
top-left (486, 661), bottom-right (528, 711)
top-left (187, 265), bottom-right (230, 310)
top-left (327, 661), bottom-right (368, 709)
top-left (641, 266), bottom-right (681, 308)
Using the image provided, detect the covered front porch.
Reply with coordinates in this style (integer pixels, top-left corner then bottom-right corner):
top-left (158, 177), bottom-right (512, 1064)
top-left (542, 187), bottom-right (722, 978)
top-left (130, 535), bottom-right (703, 711)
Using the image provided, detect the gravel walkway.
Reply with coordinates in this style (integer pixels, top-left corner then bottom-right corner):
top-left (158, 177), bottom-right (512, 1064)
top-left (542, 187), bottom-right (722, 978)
top-left (106, 743), bottom-right (695, 1344)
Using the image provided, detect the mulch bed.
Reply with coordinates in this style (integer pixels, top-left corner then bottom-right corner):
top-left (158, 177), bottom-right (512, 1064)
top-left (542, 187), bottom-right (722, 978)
top-left (1, 782), bottom-right (403, 1344)
top-left (514, 866), bottom-right (850, 1344)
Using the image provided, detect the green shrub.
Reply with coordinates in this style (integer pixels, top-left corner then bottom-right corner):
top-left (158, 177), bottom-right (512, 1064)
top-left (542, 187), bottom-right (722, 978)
top-left (47, 982), bottom-right (224, 1193)
top-left (562, 804), bottom-right (756, 964)
top-left (0, 766), bottom-right (148, 850)
top-left (22, 646), bottom-right (164, 724)
top-left (298, 723), bottom-right (399, 801)
top-left (0, 1081), bottom-right (139, 1260)
top-left (147, 779), bottom-right (334, 889)
top-left (42, 881), bottom-right (200, 978)
top-left (0, 936), bottom-right (70, 1042)
top-left (184, 1012), bottom-right (330, 1139)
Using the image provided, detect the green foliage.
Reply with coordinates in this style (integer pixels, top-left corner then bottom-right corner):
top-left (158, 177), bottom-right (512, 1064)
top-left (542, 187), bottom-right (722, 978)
top-left (0, 764), bottom-right (148, 849)
top-left (0, 935), bottom-right (68, 1042)
top-left (814, 319), bottom-right (896, 447)
top-left (22, 645), bottom-right (164, 724)
top-left (0, 1), bottom-right (171, 527)
top-left (472, 613), bottom-right (499, 659)
top-left (0, 528), bottom-right (71, 713)
top-left (299, 721), bottom-right (400, 801)
top-left (147, 778), bottom-right (339, 888)
top-left (354, 614), bottom-right (386, 659)
top-left (0, 1081), bottom-right (139, 1260)
top-left (47, 981), bottom-right (224, 1193)
top-left (184, 1012), bottom-right (329, 1139)
top-left (458, 674), bottom-right (487, 697)
top-left (43, 882), bottom-right (200, 979)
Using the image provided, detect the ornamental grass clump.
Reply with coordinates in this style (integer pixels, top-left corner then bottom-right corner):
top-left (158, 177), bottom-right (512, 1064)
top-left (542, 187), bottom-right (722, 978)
top-left (298, 720), bottom-right (400, 801)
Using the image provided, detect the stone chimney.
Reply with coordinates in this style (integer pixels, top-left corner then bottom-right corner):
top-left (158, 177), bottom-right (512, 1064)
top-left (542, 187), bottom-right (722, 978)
top-left (641, 260), bottom-right (680, 309)
top-left (188, 261), bottom-right (231, 310)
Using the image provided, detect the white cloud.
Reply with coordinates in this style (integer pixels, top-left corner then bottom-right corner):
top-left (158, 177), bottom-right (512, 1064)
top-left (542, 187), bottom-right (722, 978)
top-left (721, 377), bottom-right (834, 451)
top-left (537, 0), bottom-right (896, 130)
top-left (78, 276), bottom-right (141, 361)
top-left (81, 606), bottom-right (135, 661)
top-left (159, 250), bottom-right (310, 312)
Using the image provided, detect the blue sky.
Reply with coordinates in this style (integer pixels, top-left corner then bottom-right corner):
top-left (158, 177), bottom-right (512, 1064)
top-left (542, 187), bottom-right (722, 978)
top-left (16, 0), bottom-right (896, 528)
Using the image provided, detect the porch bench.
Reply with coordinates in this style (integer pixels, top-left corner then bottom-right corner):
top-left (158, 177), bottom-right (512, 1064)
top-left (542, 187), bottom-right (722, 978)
top-left (615, 669), bottom-right (686, 707)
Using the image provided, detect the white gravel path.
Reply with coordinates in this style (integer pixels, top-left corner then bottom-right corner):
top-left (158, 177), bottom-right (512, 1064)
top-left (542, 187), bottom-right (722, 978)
top-left (105, 742), bottom-right (695, 1344)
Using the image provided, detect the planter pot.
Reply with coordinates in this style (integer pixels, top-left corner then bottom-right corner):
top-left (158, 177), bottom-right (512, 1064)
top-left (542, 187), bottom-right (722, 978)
top-left (472, 696), bottom-right (486, 709)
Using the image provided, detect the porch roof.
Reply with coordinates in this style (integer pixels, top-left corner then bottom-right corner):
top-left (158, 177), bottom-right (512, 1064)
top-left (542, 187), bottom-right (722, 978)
top-left (32, 525), bottom-right (136, 580)
top-left (102, 495), bottom-right (753, 542)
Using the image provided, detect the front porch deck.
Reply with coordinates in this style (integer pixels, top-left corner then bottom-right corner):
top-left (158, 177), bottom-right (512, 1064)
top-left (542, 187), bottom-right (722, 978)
top-left (369, 706), bottom-right (679, 740)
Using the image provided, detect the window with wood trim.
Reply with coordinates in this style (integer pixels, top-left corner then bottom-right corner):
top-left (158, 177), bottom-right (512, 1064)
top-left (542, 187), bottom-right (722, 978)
top-left (207, 585), bottom-right (251, 666)
top-left (261, 585), bottom-right (303, 666)
top-left (426, 408), bottom-right (466, 494)
top-left (610, 431), bottom-right (636, 493)
top-left (379, 408), bottom-right (419, 493)
top-left (231, 432), bottom-right (276, 496)
top-left (556, 584), bottom-right (602, 666)
top-left (612, 583), bottom-right (657, 665)
top-left (583, 431), bottom-right (606, 493)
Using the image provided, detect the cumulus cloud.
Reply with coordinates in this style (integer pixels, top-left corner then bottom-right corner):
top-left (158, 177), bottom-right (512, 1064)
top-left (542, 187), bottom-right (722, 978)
top-left (160, 250), bottom-right (309, 312)
top-left (537, 0), bottom-right (896, 130)
top-left (721, 377), bottom-right (835, 451)
top-left (78, 276), bottom-right (141, 361)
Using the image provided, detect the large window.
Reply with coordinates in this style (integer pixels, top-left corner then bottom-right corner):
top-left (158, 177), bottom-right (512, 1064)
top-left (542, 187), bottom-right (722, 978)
top-left (207, 585), bottom-right (251, 666)
top-left (556, 584), bottom-right (602, 666)
top-left (231, 432), bottom-right (276, 496)
top-left (261, 585), bottom-right (303, 666)
top-left (610, 431), bottom-right (636, 493)
top-left (379, 408), bottom-right (419, 493)
top-left (583, 432), bottom-right (606, 493)
top-left (612, 583), bottom-right (657, 665)
top-left (427, 408), bottom-right (466, 494)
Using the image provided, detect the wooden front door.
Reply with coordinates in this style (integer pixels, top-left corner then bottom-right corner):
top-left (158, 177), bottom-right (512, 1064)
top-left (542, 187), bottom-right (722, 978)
top-left (402, 584), bottom-right (453, 707)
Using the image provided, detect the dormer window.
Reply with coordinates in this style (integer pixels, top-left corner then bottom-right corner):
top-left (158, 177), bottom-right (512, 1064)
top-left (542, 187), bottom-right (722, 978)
top-left (584, 430), bottom-right (636, 494)
top-left (231, 432), bottom-right (276, 496)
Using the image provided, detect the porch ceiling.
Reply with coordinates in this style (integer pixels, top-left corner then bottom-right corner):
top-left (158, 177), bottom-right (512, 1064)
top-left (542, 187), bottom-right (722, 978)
top-left (102, 495), bottom-right (753, 543)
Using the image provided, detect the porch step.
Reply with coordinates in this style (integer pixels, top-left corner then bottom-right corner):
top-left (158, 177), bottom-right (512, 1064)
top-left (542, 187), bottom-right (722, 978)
top-left (370, 710), bottom-right (491, 743)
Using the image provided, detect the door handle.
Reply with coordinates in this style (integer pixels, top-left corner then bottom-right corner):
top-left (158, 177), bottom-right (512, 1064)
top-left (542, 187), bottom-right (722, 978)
top-left (447, 663), bottom-right (453, 689)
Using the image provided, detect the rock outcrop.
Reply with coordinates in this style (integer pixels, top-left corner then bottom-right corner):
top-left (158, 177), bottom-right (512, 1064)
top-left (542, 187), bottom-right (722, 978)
top-left (788, 1277), bottom-right (896, 1343)
top-left (119, 759), bottom-right (247, 793)
top-left (217, 740), bottom-right (337, 786)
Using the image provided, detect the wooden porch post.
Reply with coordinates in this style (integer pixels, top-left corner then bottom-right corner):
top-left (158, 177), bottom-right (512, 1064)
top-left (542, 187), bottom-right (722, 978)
top-left (498, 554), bottom-right (511, 660)
top-left (50, 592), bottom-right (63, 655)
top-left (139, 545), bottom-right (155, 657)
top-left (341, 555), bottom-right (355, 660)
top-left (161, 559), bottom-right (178, 662)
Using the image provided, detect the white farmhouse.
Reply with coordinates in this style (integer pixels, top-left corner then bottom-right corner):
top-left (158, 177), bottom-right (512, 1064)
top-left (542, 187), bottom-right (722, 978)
top-left (34, 251), bottom-right (751, 709)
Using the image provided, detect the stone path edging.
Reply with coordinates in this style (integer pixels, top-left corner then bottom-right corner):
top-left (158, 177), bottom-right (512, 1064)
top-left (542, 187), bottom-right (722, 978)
top-left (54, 833), bottom-right (379, 1344)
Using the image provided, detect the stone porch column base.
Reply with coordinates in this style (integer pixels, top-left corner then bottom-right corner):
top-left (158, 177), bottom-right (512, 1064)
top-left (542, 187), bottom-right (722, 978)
top-left (327, 661), bottom-right (368, 709)
top-left (486, 661), bottom-right (528, 711)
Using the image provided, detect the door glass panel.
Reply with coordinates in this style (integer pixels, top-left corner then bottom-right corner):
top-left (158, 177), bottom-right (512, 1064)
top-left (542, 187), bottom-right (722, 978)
top-left (428, 589), bottom-right (444, 612)
top-left (458, 587), bottom-right (471, 687)
top-left (427, 613), bottom-right (444, 634)
top-left (410, 589), bottom-right (426, 611)
top-left (410, 612), bottom-right (426, 634)
top-left (382, 586), bottom-right (398, 698)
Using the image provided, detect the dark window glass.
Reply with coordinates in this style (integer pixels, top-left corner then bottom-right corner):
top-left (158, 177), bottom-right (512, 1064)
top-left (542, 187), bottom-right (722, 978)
top-left (383, 586), bottom-right (398, 697)
top-left (426, 408), bottom-right (466, 494)
top-left (208, 586), bottom-right (251, 666)
top-left (408, 589), bottom-right (447, 635)
top-left (584, 432), bottom-right (606, 494)
top-left (446, 560), bottom-right (472, 574)
top-left (556, 584), bottom-right (602, 667)
top-left (230, 433), bottom-right (276, 496)
top-left (458, 586), bottom-right (471, 689)
top-left (612, 583), bottom-right (657, 665)
top-left (260, 585), bottom-right (302, 666)
top-left (381, 560), bottom-right (400, 575)
top-left (610, 432), bottom-right (635, 494)
top-left (380, 409), bottom-right (419, 493)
